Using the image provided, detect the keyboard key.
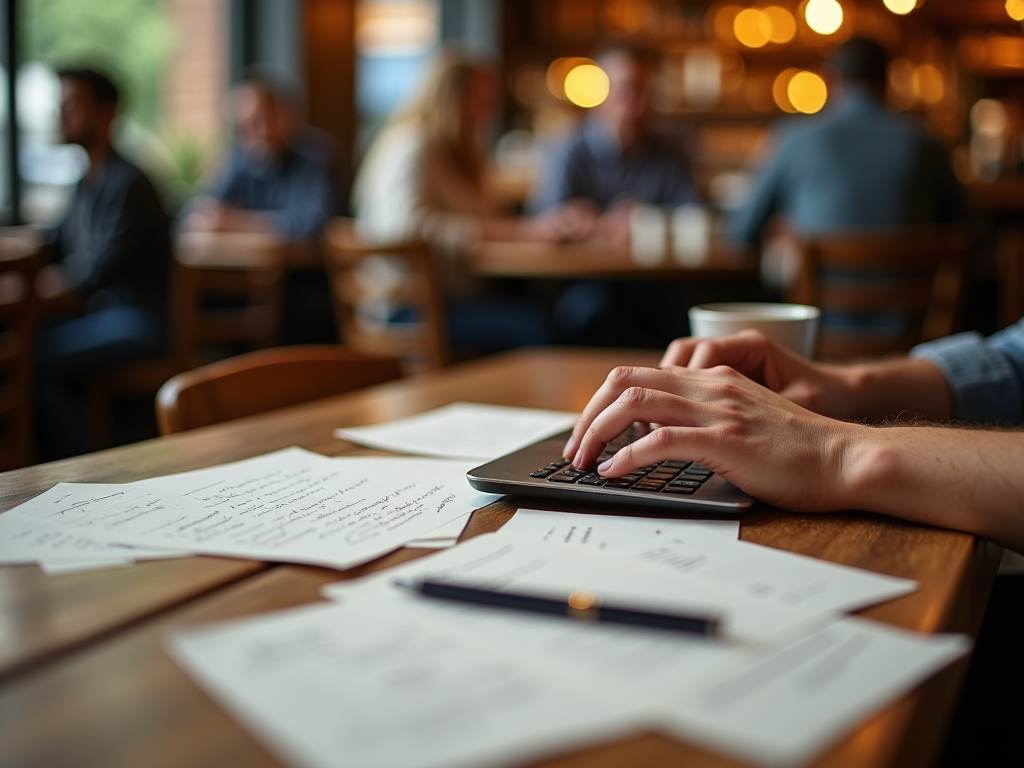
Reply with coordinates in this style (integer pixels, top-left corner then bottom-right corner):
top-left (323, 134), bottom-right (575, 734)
top-left (663, 485), bottom-right (696, 495)
top-left (669, 479), bottom-right (703, 489)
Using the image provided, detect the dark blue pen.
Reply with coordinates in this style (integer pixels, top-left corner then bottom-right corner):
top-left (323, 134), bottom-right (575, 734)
top-left (394, 578), bottom-right (720, 637)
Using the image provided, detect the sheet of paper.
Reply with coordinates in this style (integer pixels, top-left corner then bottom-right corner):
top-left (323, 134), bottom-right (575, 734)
top-left (661, 616), bottom-right (970, 767)
top-left (324, 533), bottom-right (826, 643)
top-left (4, 448), bottom-right (499, 571)
top-left (40, 558), bottom-right (135, 575)
top-left (498, 508), bottom-right (739, 549)
top-left (334, 402), bottom-right (579, 460)
top-left (167, 600), bottom-right (655, 768)
top-left (617, 529), bottom-right (917, 615)
top-left (0, 493), bottom-right (192, 565)
top-left (404, 512), bottom-right (471, 549)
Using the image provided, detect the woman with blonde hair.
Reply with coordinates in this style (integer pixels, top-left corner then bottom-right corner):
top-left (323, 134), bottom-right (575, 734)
top-left (354, 48), bottom-right (594, 354)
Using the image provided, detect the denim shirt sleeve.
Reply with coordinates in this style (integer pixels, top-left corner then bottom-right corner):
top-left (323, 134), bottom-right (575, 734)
top-left (910, 319), bottom-right (1024, 424)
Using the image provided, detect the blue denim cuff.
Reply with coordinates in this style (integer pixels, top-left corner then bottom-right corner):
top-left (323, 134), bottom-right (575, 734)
top-left (911, 333), bottom-right (1024, 424)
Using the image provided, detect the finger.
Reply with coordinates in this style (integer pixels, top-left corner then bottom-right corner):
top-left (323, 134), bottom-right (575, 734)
top-left (660, 337), bottom-right (700, 367)
top-left (573, 386), bottom-right (706, 471)
top-left (564, 366), bottom-right (687, 458)
top-left (597, 425), bottom-right (710, 478)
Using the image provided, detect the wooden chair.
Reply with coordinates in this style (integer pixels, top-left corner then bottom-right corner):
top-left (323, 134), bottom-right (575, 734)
top-left (789, 228), bottom-right (972, 359)
top-left (155, 344), bottom-right (403, 434)
top-left (0, 238), bottom-right (43, 469)
top-left (323, 218), bottom-right (448, 372)
top-left (174, 230), bottom-right (288, 367)
top-left (87, 231), bottom-right (288, 447)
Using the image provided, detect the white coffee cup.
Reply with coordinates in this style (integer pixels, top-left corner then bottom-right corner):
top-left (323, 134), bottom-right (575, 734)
top-left (688, 302), bottom-right (820, 358)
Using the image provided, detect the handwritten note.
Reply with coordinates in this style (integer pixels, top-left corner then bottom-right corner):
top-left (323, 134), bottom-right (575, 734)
top-left (334, 402), bottom-right (580, 460)
top-left (168, 600), bottom-right (655, 768)
top-left (3, 448), bottom-right (498, 571)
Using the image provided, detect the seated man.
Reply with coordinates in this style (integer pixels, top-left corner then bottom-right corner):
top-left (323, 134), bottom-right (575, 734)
top-left (529, 41), bottom-right (700, 347)
top-left (565, 320), bottom-right (1024, 766)
top-left (35, 67), bottom-right (172, 461)
top-left (181, 71), bottom-right (342, 343)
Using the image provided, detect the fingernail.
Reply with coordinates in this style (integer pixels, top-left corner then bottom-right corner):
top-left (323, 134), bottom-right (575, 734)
top-left (562, 435), bottom-right (577, 459)
top-left (597, 458), bottom-right (614, 474)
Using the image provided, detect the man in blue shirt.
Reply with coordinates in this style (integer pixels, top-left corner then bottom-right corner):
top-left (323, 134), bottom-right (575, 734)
top-left (529, 42), bottom-right (700, 347)
top-left (731, 36), bottom-right (970, 245)
top-left (183, 73), bottom-right (340, 240)
top-left (529, 42), bottom-right (698, 220)
top-left (181, 72), bottom-right (342, 342)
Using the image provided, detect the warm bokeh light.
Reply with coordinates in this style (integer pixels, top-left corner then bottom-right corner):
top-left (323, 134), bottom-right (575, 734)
top-left (712, 5), bottom-right (742, 42)
top-left (1008, 0), bottom-right (1024, 21)
top-left (912, 63), bottom-right (944, 104)
top-left (883, 0), bottom-right (916, 14)
top-left (804, 0), bottom-right (843, 35)
top-left (773, 68), bottom-right (800, 112)
top-left (546, 57), bottom-right (594, 100)
top-left (764, 6), bottom-right (797, 43)
top-left (602, 0), bottom-right (655, 32)
top-left (564, 64), bottom-right (610, 108)
top-left (788, 71), bottom-right (828, 113)
top-left (734, 8), bottom-right (770, 48)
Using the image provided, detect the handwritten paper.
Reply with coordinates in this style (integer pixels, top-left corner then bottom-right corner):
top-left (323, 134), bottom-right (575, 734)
top-left (661, 617), bottom-right (970, 767)
top-left (0, 496), bottom-right (192, 565)
top-left (617, 529), bottom-right (917, 615)
top-left (334, 402), bottom-right (579, 460)
top-left (167, 600), bottom-right (655, 768)
top-left (2, 448), bottom-right (498, 571)
top-left (498, 508), bottom-right (739, 549)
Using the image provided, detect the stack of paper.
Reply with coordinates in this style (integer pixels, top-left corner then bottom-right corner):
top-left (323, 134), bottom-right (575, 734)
top-left (169, 510), bottom-right (970, 768)
top-left (0, 447), bottom-right (500, 573)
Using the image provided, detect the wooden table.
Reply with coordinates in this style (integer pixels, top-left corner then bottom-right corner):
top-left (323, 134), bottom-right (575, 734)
top-left (472, 240), bottom-right (759, 281)
top-left (0, 348), bottom-right (999, 768)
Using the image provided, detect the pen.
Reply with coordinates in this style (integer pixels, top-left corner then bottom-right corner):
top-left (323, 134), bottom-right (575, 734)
top-left (393, 578), bottom-right (720, 637)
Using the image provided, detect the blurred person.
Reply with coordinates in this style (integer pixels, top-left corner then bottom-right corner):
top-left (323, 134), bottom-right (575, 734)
top-left (528, 41), bottom-right (701, 346)
top-left (354, 48), bottom-right (595, 356)
top-left (181, 71), bottom-right (342, 343)
top-left (732, 36), bottom-right (973, 333)
top-left (35, 66), bottom-right (172, 461)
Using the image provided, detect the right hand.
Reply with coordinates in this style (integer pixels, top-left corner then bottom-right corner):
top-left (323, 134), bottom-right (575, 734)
top-left (660, 329), bottom-right (853, 419)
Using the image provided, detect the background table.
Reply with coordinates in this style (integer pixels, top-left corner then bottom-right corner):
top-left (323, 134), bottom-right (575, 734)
top-left (0, 348), bottom-right (1000, 768)
top-left (472, 240), bottom-right (759, 281)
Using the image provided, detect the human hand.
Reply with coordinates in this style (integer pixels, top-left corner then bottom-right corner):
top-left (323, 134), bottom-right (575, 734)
top-left (529, 199), bottom-right (600, 243)
top-left (660, 329), bottom-right (854, 419)
top-left (562, 364), bottom-right (868, 513)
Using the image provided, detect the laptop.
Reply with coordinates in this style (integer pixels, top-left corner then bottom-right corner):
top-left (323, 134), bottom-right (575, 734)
top-left (467, 426), bottom-right (754, 515)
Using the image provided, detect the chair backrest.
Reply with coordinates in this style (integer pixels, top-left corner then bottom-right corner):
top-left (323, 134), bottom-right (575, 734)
top-left (789, 228), bottom-right (971, 359)
top-left (173, 231), bottom-right (288, 368)
top-left (323, 218), bottom-right (448, 372)
top-left (155, 344), bottom-right (404, 434)
top-left (0, 238), bottom-right (43, 469)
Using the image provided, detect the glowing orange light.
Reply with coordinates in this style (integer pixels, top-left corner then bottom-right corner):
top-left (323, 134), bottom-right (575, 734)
top-left (788, 71), bottom-right (828, 113)
top-left (734, 8), bottom-right (770, 48)
top-left (773, 68), bottom-right (801, 113)
top-left (1008, 0), bottom-right (1024, 22)
top-left (764, 6), bottom-right (797, 43)
top-left (883, 0), bottom-right (916, 14)
top-left (564, 64), bottom-right (610, 108)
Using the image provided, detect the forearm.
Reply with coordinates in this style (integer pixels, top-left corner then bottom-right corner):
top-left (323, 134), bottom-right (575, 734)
top-left (839, 425), bottom-right (1024, 551)
top-left (830, 357), bottom-right (953, 422)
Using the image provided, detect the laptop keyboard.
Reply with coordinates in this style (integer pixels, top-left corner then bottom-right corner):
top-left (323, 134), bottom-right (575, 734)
top-left (527, 428), bottom-right (714, 496)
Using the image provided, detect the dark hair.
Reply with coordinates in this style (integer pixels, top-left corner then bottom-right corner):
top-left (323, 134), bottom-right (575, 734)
top-left (830, 37), bottom-right (889, 91)
top-left (56, 66), bottom-right (119, 107)
top-left (237, 67), bottom-right (304, 109)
